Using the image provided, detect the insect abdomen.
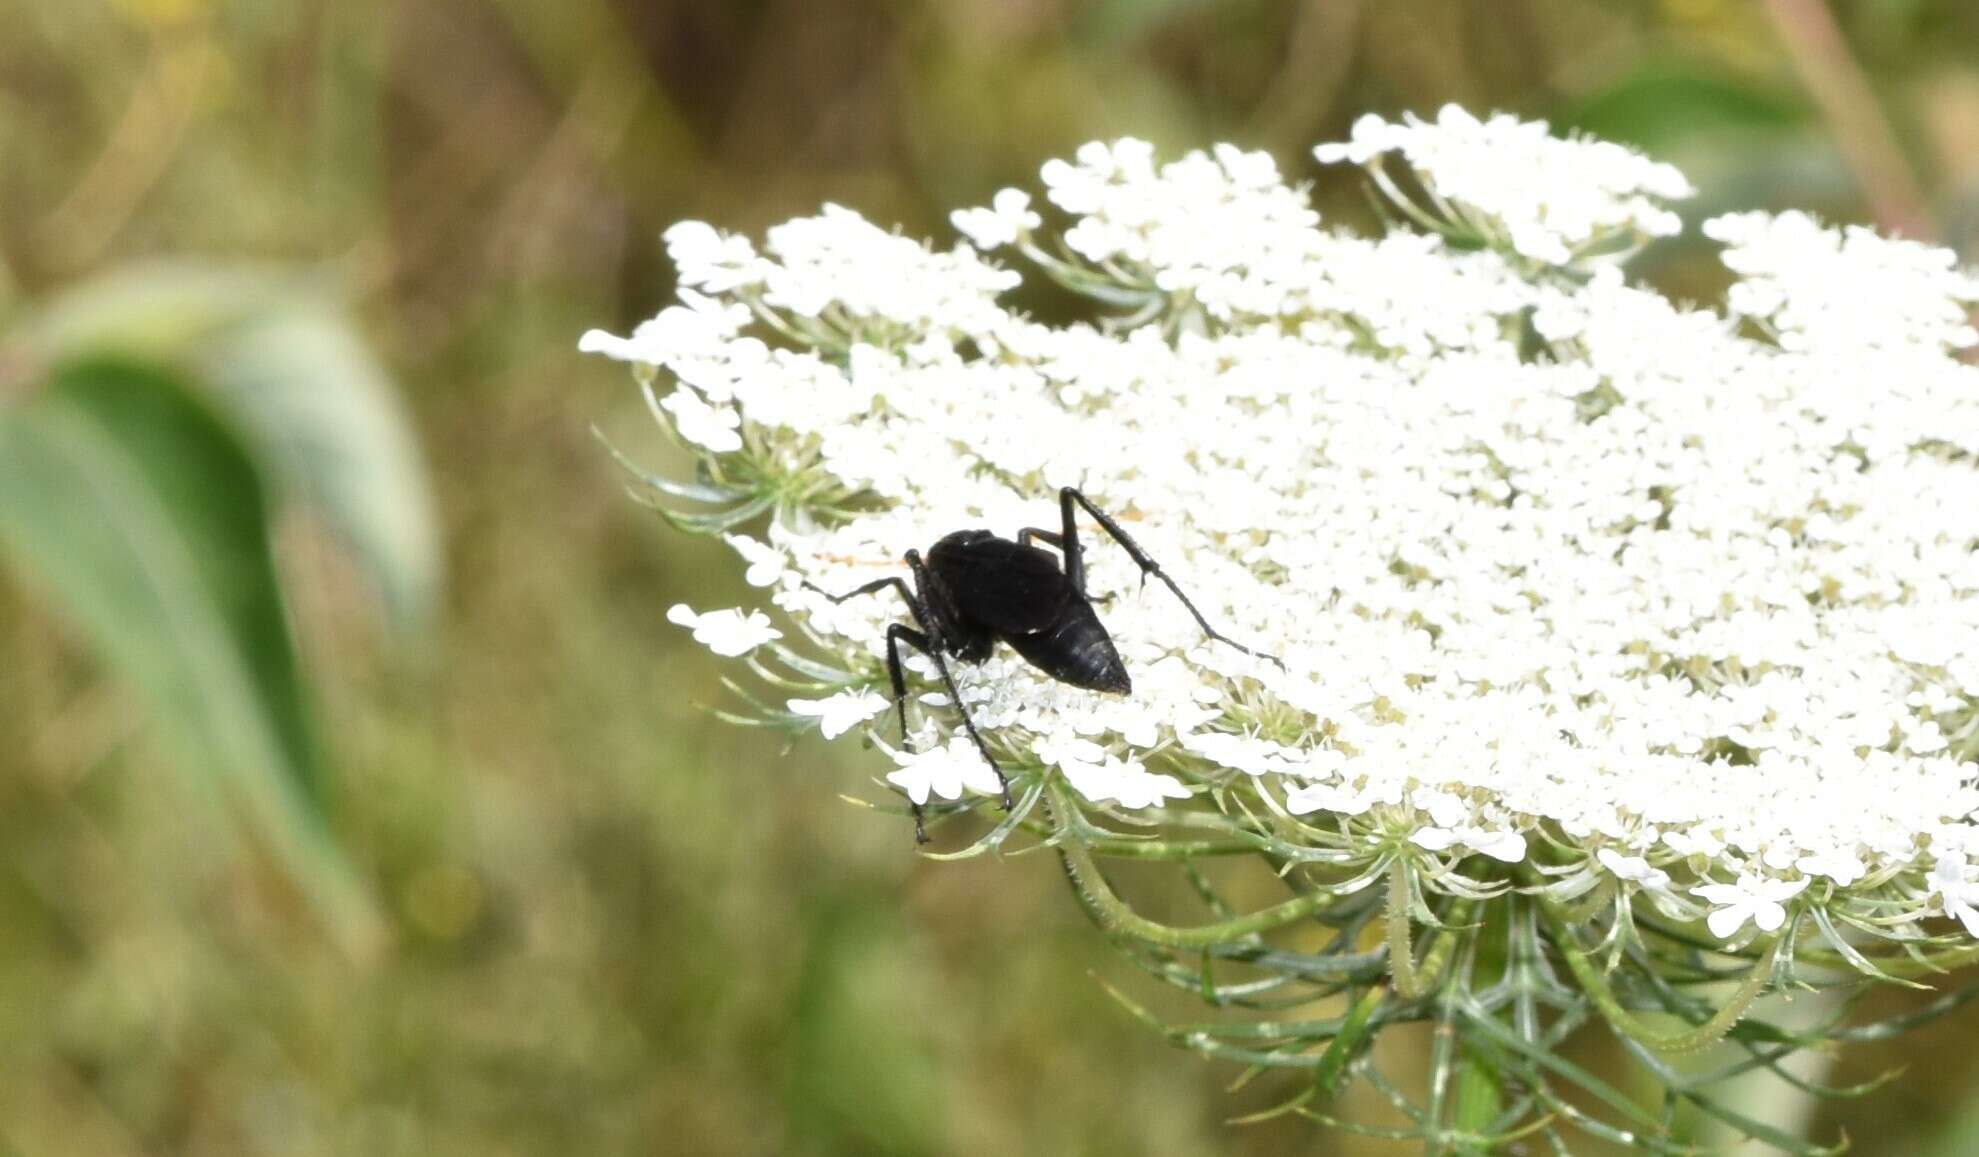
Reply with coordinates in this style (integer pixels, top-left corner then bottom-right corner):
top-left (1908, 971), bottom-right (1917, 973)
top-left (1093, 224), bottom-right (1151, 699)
top-left (1004, 601), bottom-right (1131, 695)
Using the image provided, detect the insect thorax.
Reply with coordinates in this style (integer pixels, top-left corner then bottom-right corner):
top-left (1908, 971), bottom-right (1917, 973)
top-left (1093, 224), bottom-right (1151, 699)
top-left (921, 530), bottom-right (997, 661)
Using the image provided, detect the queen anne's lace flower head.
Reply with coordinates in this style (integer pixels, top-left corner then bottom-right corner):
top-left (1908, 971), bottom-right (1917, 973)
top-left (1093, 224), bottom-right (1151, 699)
top-left (590, 107), bottom-right (1979, 1149)
top-left (591, 118), bottom-right (1979, 940)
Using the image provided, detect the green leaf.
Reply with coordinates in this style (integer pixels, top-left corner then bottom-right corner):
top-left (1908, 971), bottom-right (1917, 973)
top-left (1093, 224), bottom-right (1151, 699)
top-left (197, 310), bottom-right (440, 629)
top-left (0, 358), bottom-right (382, 955)
top-left (17, 261), bottom-right (277, 362)
top-left (19, 261), bottom-right (440, 631)
top-left (1556, 60), bottom-right (1809, 152)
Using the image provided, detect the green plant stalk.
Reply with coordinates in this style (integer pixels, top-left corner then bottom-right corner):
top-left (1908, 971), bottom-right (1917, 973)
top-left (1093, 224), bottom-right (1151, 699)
top-left (1048, 783), bottom-right (1341, 948)
top-left (1541, 895), bottom-right (1780, 1055)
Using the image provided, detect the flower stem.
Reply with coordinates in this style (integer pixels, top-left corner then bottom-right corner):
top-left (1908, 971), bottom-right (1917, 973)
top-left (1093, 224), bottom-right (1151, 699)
top-left (1047, 784), bottom-right (1338, 948)
top-left (1388, 860), bottom-right (1428, 999)
top-left (1761, 0), bottom-right (1933, 239)
top-left (1542, 896), bottom-right (1779, 1055)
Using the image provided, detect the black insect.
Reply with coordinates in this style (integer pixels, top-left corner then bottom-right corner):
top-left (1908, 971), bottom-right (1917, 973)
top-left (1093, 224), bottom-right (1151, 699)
top-left (807, 486), bottom-right (1274, 841)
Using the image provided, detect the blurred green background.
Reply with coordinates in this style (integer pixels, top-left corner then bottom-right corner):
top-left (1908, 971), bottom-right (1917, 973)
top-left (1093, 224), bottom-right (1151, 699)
top-left (3, 1), bottom-right (1978, 1154)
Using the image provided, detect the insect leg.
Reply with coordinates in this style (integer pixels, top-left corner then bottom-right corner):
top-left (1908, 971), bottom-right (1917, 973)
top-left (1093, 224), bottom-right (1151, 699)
top-left (880, 624), bottom-right (920, 748)
top-left (1058, 486), bottom-right (1281, 665)
top-left (887, 620), bottom-right (1015, 822)
top-left (801, 575), bottom-right (917, 611)
top-left (883, 623), bottom-right (931, 842)
top-left (1053, 491), bottom-right (1090, 594)
top-left (803, 577), bottom-right (926, 735)
top-left (1016, 527), bottom-right (1113, 603)
top-left (802, 575), bottom-right (928, 747)
top-left (803, 574), bottom-right (952, 838)
top-left (896, 548), bottom-right (1015, 810)
top-left (810, 567), bottom-right (1013, 830)
top-left (923, 643), bottom-right (1014, 811)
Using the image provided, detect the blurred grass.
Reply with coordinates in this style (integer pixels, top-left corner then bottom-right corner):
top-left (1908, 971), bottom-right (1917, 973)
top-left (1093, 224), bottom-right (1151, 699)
top-left (2, 1), bottom-right (1979, 1153)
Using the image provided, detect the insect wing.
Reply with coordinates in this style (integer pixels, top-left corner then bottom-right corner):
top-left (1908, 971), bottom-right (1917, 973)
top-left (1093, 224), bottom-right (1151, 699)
top-left (931, 536), bottom-right (1074, 634)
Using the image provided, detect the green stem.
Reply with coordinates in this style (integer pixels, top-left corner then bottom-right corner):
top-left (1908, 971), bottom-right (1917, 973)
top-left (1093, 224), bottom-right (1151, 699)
top-left (1541, 897), bottom-right (1778, 1055)
top-left (1388, 860), bottom-right (1427, 999)
top-left (1311, 985), bottom-right (1389, 1094)
top-left (1048, 784), bottom-right (1336, 948)
top-left (1761, 0), bottom-right (1933, 239)
top-left (1011, 818), bottom-right (1260, 858)
top-left (1386, 860), bottom-right (1478, 1006)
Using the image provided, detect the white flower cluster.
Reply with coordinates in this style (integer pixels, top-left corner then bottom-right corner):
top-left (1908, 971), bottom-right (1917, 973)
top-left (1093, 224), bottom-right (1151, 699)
top-left (1705, 209), bottom-right (1979, 353)
top-left (587, 112), bottom-right (1979, 945)
top-left (1033, 139), bottom-right (1319, 299)
top-left (1315, 104), bottom-right (1693, 264)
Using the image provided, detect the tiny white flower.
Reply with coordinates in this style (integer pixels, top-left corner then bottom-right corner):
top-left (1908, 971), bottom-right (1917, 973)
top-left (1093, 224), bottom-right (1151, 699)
top-left (658, 386), bottom-right (742, 453)
top-left (885, 737), bottom-right (1004, 805)
top-left (1059, 753), bottom-right (1191, 809)
top-left (1692, 875), bottom-right (1807, 939)
top-left (1661, 827), bottom-right (1727, 860)
top-left (1107, 763), bottom-right (1193, 809)
top-left (1931, 855), bottom-right (1979, 937)
top-left (664, 220), bottom-right (764, 293)
top-left (951, 188), bottom-right (1041, 250)
top-left (787, 689), bottom-right (891, 740)
top-left (1034, 732), bottom-right (1108, 771)
top-left (1597, 848), bottom-right (1672, 891)
top-left (1285, 779), bottom-right (1398, 818)
top-left (577, 328), bottom-right (648, 363)
top-left (1036, 732), bottom-right (1190, 809)
top-left (1412, 825), bottom-right (1528, 863)
top-left (1183, 731), bottom-right (1300, 776)
top-left (666, 604), bottom-right (780, 657)
top-left (722, 534), bottom-right (787, 587)
top-left (1797, 847), bottom-right (1866, 887)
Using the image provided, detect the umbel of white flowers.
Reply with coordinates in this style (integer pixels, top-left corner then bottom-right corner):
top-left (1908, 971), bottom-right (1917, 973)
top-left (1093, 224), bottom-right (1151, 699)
top-left (587, 105), bottom-right (1979, 1151)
